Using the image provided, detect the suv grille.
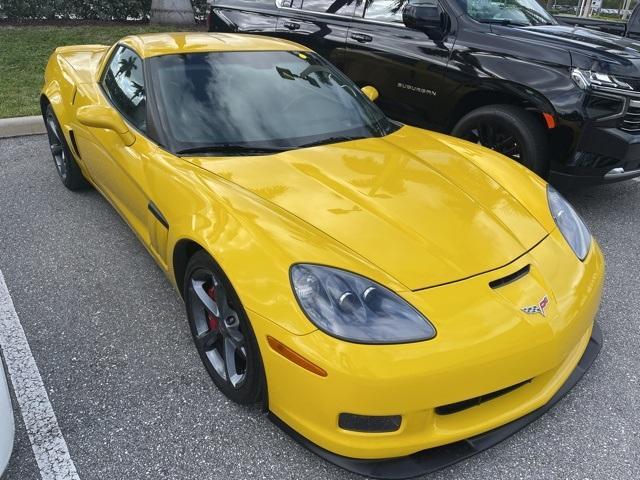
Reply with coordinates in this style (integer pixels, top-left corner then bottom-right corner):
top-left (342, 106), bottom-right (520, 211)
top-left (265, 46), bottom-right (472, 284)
top-left (620, 99), bottom-right (640, 132)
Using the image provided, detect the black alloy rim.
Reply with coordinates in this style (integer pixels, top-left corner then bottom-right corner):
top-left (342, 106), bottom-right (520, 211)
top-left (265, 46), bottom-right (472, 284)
top-left (45, 111), bottom-right (68, 180)
top-left (460, 122), bottom-right (522, 161)
top-left (187, 268), bottom-right (248, 389)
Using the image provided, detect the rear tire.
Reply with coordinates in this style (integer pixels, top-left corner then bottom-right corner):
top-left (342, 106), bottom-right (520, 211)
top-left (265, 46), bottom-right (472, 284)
top-left (43, 104), bottom-right (89, 190)
top-left (451, 104), bottom-right (550, 178)
top-left (184, 250), bottom-right (266, 405)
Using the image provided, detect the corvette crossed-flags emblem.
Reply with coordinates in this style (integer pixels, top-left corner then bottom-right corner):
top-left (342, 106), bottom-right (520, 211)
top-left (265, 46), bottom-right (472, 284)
top-left (521, 295), bottom-right (549, 317)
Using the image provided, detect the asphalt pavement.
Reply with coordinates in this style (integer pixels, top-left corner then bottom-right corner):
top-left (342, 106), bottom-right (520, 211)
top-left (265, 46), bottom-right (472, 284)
top-left (0, 134), bottom-right (638, 480)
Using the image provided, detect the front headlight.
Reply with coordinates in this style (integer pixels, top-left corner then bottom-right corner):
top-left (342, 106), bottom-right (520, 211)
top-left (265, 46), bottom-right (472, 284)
top-left (571, 67), bottom-right (632, 92)
top-left (547, 185), bottom-right (592, 261)
top-left (290, 264), bottom-right (436, 344)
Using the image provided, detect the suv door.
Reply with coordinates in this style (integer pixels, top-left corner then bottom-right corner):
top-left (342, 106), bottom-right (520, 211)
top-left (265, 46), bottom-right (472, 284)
top-left (343, 0), bottom-right (455, 130)
top-left (209, 0), bottom-right (279, 33)
top-left (274, 0), bottom-right (356, 65)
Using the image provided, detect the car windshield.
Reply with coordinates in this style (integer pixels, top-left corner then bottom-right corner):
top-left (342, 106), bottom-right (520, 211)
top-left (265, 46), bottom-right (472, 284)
top-left (148, 50), bottom-right (396, 154)
top-left (456, 0), bottom-right (557, 26)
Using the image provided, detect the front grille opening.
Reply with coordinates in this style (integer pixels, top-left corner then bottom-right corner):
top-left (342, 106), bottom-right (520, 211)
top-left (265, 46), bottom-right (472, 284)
top-left (489, 265), bottom-right (530, 289)
top-left (338, 413), bottom-right (401, 433)
top-left (620, 99), bottom-right (640, 133)
top-left (435, 379), bottom-right (532, 416)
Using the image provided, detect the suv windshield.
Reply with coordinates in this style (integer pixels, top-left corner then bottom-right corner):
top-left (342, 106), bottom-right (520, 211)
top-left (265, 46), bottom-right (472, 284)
top-left (149, 51), bottom-right (396, 154)
top-left (456, 0), bottom-right (556, 26)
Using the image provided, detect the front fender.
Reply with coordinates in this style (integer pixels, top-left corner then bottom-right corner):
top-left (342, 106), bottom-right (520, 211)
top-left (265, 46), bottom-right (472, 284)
top-left (155, 155), bottom-right (404, 337)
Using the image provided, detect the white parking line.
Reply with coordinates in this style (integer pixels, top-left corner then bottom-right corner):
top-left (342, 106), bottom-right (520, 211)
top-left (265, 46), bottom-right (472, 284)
top-left (0, 269), bottom-right (80, 480)
top-left (633, 177), bottom-right (640, 183)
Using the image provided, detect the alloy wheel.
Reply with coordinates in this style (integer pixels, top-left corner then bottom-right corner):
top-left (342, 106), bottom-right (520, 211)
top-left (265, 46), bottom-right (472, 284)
top-left (461, 123), bottom-right (522, 161)
top-left (187, 268), bottom-right (248, 389)
top-left (45, 110), bottom-right (68, 181)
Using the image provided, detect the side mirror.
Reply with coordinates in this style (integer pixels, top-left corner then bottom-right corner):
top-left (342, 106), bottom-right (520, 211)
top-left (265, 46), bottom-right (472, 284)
top-left (361, 85), bottom-right (379, 102)
top-left (403, 2), bottom-right (444, 33)
top-left (77, 105), bottom-right (135, 146)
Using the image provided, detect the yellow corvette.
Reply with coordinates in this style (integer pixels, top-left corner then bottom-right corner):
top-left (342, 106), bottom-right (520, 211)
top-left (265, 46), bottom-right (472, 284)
top-left (41, 33), bottom-right (604, 478)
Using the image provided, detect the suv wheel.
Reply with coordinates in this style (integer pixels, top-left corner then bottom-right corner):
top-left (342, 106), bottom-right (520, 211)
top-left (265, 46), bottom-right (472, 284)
top-left (451, 104), bottom-right (549, 177)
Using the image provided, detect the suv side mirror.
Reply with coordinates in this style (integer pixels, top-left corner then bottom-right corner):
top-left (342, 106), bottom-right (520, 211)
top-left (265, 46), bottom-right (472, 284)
top-left (77, 105), bottom-right (135, 146)
top-left (403, 1), bottom-right (445, 34)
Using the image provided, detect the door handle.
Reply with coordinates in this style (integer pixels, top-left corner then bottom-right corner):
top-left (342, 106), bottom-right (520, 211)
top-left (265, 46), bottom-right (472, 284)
top-left (283, 21), bottom-right (300, 30)
top-left (350, 32), bottom-right (373, 43)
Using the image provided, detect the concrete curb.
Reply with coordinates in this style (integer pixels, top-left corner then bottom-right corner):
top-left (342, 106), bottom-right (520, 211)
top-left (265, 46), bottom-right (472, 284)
top-left (0, 116), bottom-right (46, 138)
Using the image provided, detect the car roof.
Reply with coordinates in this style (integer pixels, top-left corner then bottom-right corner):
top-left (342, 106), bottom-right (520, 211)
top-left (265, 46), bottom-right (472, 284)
top-left (120, 32), bottom-right (310, 58)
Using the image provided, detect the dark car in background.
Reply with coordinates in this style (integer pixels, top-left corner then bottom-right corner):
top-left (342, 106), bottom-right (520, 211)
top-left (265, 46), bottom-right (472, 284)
top-left (207, 0), bottom-right (640, 184)
top-left (557, 4), bottom-right (640, 39)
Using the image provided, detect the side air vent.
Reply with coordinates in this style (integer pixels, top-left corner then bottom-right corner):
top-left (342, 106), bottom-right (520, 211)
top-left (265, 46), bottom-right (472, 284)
top-left (489, 265), bottom-right (530, 290)
top-left (68, 130), bottom-right (81, 159)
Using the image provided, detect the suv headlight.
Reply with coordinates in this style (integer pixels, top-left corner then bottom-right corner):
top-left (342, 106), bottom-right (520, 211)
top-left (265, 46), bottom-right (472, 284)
top-left (290, 264), bottom-right (436, 344)
top-left (547, 185), bottom-right (592, 260)
top-left (571, 67), bottom-right (632, 92)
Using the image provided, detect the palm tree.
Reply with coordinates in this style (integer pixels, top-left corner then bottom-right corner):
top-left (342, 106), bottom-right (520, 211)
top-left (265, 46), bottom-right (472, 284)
top-left (116, 57), bottom-right (138, 79)
top-left (150, 0), bottom-right (195, 25)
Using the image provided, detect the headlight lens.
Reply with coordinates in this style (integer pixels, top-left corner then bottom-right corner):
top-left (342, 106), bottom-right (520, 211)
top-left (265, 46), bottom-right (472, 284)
top-left (290, 264), bottom-right (436, 344)
top-left (547, 185), bottom-right (592, 260)
top-left (571, 67), bottom-right (632, 92)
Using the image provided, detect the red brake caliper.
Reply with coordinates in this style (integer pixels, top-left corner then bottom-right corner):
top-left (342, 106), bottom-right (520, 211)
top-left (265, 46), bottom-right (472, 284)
top-left (206, 285), bottom-right (219, 331)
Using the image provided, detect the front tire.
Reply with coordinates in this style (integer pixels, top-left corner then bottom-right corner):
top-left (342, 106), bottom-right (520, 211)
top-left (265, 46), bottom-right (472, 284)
top-left (184, 250), bottom-right (265, 405)
top-left (451, 104), bottom-right (550, 178)
top-left (43, 104), bottom-right (89, 190)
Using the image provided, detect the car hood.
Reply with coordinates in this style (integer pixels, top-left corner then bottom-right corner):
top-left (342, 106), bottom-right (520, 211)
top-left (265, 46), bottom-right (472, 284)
top-left (493, 24), bottom-right (640, 73)
top-left (188, 127), bottom-right (548, 290)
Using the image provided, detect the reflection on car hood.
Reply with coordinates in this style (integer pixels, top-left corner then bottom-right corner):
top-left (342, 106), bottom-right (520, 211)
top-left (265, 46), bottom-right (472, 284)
top-left (190, 126), bottom-right (548, 290)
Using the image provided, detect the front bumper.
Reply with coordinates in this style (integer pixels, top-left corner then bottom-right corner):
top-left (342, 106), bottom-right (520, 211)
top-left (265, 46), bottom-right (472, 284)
top-left (270, 322), bottom-right (602, 479)
top-left (552, 124), bottom-right (640, 185)
top-left (252, 229), bottom-right (604, 472)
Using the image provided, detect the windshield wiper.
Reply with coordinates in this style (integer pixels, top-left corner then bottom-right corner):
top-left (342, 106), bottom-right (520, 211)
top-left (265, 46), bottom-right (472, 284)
top-left (298, 136), bottom-right (366, 148)
top-left (517, 5), bottom-right (555, 25)
top-left (176, 144), bottom-right (286, 156)
top-left (478, 19), bottom-right (529, 26)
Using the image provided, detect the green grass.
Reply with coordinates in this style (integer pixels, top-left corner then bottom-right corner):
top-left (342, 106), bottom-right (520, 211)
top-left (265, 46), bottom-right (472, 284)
top-left (0, 24), bottom-right (203, 118)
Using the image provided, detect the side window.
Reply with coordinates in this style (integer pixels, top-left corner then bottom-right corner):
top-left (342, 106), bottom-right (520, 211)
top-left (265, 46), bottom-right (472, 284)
top-left (363, 0), bottom-right (413, 24)
top-left (102, 46), bottom-right (147, 132)
top-left (300, 0), bottom-right (356, 16)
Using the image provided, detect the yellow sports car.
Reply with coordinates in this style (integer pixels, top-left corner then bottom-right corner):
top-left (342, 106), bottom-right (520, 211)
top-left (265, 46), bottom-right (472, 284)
top-left (41, 33), bottom-right (604, 478)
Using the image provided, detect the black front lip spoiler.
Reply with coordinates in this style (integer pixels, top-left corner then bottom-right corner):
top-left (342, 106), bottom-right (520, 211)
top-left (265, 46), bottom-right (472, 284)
top-left (269, 323), bottom-right (603, 480)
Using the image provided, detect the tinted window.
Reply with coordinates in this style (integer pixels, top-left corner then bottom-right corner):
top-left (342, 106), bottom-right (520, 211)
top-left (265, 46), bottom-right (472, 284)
top-left (102, 46), bottom-right (146, 131)
top-left (364, 0), bottom-right (408, 23)
top-left (300, 0), bottom-right (356, 16)
top-left (149, 51), bottom-right (395, 153)
top-left (454, 0), bottom-right (556, 26)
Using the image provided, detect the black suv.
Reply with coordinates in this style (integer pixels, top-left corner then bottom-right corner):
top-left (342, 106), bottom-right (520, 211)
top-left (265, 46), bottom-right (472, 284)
top-left (207, 0), bottom-right (640, 184)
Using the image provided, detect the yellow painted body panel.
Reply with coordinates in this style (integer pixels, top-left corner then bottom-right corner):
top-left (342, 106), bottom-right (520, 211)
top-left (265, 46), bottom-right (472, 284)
top-left (259, 232), bottom-right (603, 458)
top-left (120, 32), bottom-right (310, 58)
top-left (191, 126), bottom-right (549, 289)
top-left (41, 33), bottom-right (604, 460)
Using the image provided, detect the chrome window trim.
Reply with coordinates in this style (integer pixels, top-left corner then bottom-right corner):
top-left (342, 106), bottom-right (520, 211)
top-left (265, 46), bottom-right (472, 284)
top-left (274, 0), bottom-right (408, 27)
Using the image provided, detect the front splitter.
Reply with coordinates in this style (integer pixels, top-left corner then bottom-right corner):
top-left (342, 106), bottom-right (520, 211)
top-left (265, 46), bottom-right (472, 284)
top-left (269, 323), bottom-right (603, 479)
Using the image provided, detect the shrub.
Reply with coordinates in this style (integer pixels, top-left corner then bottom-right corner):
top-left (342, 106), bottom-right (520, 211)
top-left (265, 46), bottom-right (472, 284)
top-left (0, 1), bottom-right (209, 21)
